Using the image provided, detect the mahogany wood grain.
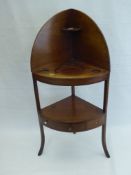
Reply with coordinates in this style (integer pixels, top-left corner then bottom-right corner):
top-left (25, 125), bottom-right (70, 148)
top-left (31, 9), bottom-right (110, 86)
top-left (40, 96), bottom-right (105, 132)
top-left (31, 9), bottom-right (111, 157)
top-left (41, 96), bottom-right (104, 123)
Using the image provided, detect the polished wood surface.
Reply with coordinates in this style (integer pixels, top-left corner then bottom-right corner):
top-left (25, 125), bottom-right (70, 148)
top-left (41, 96), bottom-right (105, 132)
top-left (31, 9), bottom-right (111, 157)
top-left (42, 96), bottom-right (104, 123)
top-left (31, 9), bottom-right (110, 86)
top-left (33, 62), bottom-right (108, 85)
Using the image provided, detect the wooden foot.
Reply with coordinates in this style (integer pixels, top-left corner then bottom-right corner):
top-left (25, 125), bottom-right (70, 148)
top-left (38, 123), bottom-right (45, 156)
top-left (102, 125), bottom-right (110, 158)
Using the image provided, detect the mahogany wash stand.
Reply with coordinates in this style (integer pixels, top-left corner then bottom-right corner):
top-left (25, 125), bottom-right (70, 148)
top-left (31, 9), bottom-right (110, 157)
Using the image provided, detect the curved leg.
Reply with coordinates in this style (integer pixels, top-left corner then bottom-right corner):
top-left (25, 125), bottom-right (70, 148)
top-left (102, 124), bottom-right (110, 158)
top-left (32, 76), bottom-right (45, 156)
top-left (38, 122), bottom-right (45, 156)
top-left (102, 79), bottom-right (110, 158)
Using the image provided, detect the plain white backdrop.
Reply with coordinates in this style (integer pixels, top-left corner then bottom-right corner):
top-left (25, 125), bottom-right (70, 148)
top-left (0, 0), bottom-right (131, 174)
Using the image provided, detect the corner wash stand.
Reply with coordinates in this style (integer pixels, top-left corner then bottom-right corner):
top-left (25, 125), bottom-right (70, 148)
top-left (31, 9), bottom-right (110, 157)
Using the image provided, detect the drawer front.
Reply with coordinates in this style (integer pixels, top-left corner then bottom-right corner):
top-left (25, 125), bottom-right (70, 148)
top-left (43, 117), bottom-right (105, 133)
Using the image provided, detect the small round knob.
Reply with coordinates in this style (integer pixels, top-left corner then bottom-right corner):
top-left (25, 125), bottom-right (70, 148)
top-left (68, 127), bottom-right (72, 131)
top-left (44, 121), bottom-right (47, 125)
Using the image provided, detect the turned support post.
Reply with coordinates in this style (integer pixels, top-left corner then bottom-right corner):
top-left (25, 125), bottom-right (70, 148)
top-left (71, 86), bottom-right (75, 96)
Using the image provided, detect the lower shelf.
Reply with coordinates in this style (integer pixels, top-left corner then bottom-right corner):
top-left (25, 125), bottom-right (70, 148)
top-left (40, 96), bottom-right (105, 132)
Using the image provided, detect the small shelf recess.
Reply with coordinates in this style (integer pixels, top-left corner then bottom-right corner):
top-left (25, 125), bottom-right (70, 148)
top-left (62, 27), bottom-right (81, 32)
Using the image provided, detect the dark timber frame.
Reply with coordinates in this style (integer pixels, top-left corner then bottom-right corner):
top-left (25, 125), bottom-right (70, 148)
top-left (31, 9), bottom-right (111, 158)
top-left (32, 75), bottom-right (110, 157)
